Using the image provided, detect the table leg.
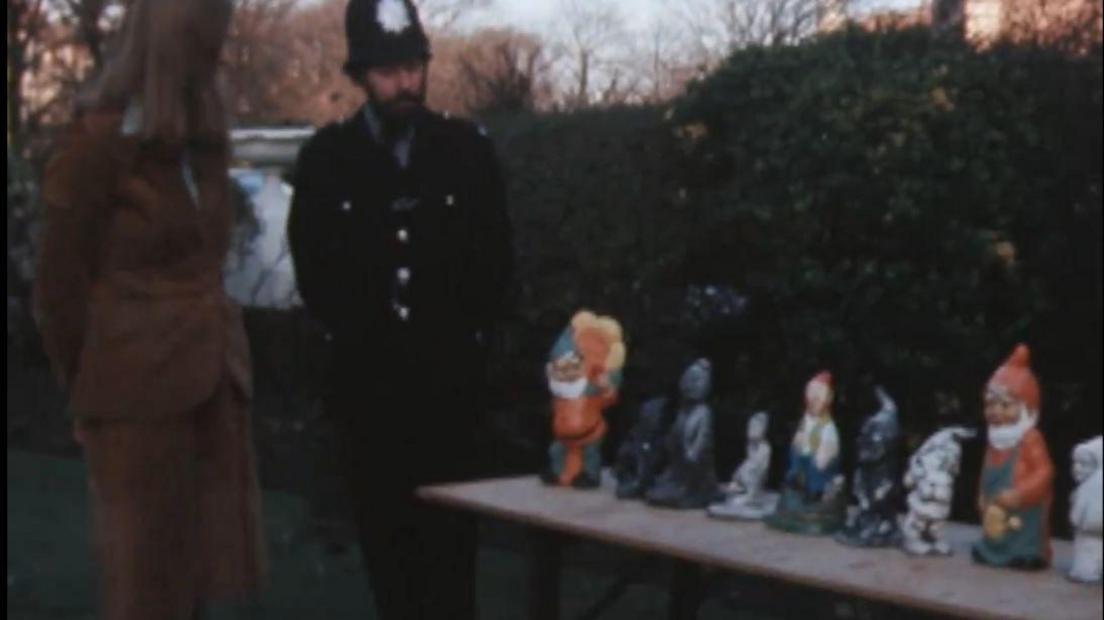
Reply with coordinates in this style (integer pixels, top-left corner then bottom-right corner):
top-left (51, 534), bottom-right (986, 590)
top-left (528, 529), bottom-right (564, 620)
top-left (668, 560), bottom-right (704, 620)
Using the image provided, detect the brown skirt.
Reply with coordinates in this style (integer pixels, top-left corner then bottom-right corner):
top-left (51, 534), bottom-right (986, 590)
top-left (81, 377), bottom-right (267, 620)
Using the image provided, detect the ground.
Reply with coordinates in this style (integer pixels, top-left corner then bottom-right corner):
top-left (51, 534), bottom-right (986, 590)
top-left (6, 350), bottom-right (869, 620)
top-left (8, 449), bottom-right (775, 619)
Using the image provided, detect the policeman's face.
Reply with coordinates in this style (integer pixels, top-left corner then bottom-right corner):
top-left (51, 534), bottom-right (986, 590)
top-left (361, 59), bottom-right (428, 123)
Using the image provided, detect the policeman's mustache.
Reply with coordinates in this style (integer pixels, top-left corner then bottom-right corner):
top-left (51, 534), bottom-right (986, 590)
top-left (393, 92), bottom-right (425, 106)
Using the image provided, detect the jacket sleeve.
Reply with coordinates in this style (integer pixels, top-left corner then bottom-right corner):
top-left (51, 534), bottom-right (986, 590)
top-left (287, 135), bottom-right (343, 333)
top-left (32, 118), bottom-right (114, 388)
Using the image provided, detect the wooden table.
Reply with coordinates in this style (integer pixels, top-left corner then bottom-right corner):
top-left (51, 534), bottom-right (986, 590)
top-left (418, 473), bottom-right (1102, 620)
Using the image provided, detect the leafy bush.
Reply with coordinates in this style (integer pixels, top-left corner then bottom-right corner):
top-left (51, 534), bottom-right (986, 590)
top-left (7, 148), bottom-right (43, 357)
top-left (666, 27), bottom-right (1101, 526)
top-left (484, 28), bottom-right (1101, 529)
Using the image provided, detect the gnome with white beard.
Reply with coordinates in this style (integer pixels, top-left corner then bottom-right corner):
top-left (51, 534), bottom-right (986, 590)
top-left (971, 344), bottom-right (1055, 570)
top-left (1069, 435), bottom-right (1103, 584)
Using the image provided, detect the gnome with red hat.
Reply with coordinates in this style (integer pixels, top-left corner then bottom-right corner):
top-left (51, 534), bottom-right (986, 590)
top-left (765, 371), bottom-right (848, 535)
top-left (972, 344), bottom-right (1055, 570)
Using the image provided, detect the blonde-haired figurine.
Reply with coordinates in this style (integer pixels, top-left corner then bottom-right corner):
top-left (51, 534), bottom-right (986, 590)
top-left (972, 344), bottom-right (1055, 570)
top-left (543, 311), bottom-right (627, 487)
top-left (1069, 436), bottom-right (1103, 584)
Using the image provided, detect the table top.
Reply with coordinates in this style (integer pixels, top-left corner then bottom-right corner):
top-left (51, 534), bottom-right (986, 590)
top-left (418, 473), bottom-right (1102, 620)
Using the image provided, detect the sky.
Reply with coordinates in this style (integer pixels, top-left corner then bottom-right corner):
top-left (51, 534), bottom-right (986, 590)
top-left (466, 0), bottom-right (926, 33)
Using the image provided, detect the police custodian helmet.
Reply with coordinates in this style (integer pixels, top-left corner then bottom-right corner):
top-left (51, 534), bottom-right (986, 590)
top-left (344, 0), bottom-right (432, 75)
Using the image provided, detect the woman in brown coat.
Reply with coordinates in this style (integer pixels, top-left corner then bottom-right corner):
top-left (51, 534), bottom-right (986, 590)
top-left (33, 1), bottom-right (267, 618)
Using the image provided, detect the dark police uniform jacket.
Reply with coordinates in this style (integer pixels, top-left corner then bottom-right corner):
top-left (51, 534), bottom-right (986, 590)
top-left (287, 109), bottom-right (514, 482)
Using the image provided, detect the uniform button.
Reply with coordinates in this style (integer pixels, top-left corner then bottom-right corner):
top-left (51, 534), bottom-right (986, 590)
top-left (445, 194), bottom-right (455, 207)
top-left (341, 200), bottom-right (351, 212)
top-left (397, 228), bottom-right (410, 243)
top-left (396, 267), bottom-right (411, 286)
top-left (395, 305), bottom-right (411, 322)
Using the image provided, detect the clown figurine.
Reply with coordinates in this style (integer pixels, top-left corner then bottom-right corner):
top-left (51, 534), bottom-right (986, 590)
top-left (765, 371), bottom-right (847, 535)
top-left (542, 311), bottom-right (626, 488)
top-left (972, 344), bottom-right (1055, 570)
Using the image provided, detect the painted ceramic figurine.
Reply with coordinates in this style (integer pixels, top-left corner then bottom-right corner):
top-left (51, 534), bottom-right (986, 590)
top-left (972, 344), bottom-right (1055, 570)
top-left (542, 311), bottom-right (626, 488)
top-left (615, 397), bottom-right (670, 499)
top-left (765, 371), bottom-right (847, 535)
top-left (901, 426), bottom-right (976, 556)
top-left (708, 411), bottom-right (778, 520)
top-left (835, 387), bottom-right (902, 547)
top-left (1069, 435), bottom-right (1103, 584)
top-left (645, 359), bottom-right (720, 508)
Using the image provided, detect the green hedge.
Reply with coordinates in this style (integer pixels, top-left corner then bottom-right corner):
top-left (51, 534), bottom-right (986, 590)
top-left (487, 28), bottom-right (1102, 529)
top-left (668, 27), bottom-right (1100, 449)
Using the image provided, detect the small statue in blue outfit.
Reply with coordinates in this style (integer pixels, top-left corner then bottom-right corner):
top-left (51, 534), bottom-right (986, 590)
top-left (765, 371), bottom-right (847, 535)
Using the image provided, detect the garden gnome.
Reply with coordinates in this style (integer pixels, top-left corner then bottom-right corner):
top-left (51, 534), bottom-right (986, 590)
top-left (708, 411), bottom-right (778, 520)
top-left (645, 359), bottom-right (720, 508)
top-left (901, 426), bottom-right (976, 556)
top-left (765, 371), bottom-right (847, 535)
top-left (972, 344), bottom-right (1055, 570)
top-left (836, 387), bottom-right (902, 547)
top-left (543, 311), bottom-right (626, 488)
top-left (1069, 435), bottom-right (1103, 584)
top-left (615, 397), bottom-right (670, 499)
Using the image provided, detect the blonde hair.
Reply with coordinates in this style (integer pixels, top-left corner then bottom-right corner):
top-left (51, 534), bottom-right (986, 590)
top-left (81, 0), bottom-right (233, 145)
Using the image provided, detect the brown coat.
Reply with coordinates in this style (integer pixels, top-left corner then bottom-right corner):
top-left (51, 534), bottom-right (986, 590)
top-left (34, 110), bottom-right (251, 418)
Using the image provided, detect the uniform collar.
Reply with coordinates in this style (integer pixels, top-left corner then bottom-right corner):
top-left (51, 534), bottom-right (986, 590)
top-left (362, 104), bottom-right (415, 169)
top-left (121, 100), bottom-right (144, 137)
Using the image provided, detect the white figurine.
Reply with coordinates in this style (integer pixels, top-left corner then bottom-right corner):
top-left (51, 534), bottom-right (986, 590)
top-left (900, 427), bottom-right (976, 556)
top-left (708, 412), bottom-right (778, 520)
top-left (1069, 436), bottom-right (1102, 584)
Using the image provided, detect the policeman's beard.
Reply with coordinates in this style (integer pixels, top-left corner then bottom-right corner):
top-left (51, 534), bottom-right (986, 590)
top-left (987, 405), bottom-right (1036, 451)
top-left (369, 84), bottom-right (428, 136)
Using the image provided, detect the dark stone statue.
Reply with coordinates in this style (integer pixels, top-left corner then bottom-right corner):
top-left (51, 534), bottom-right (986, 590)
top-left (615, 397), bottom-right (670, 499)
top-left (835, 386), bottom-right (903, 547)
top-left (645, 359), bottom-right (720, 509)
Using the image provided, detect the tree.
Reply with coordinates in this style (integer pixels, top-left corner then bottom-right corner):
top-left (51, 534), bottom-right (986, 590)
top-left (55, 0), bottom-right (125, 68)
top-left (455, 29), bottom-right (551, 115)
top-left (670, 0), bottom-right (852, 67)
top-left (8, 0), bottom-right (50, 154)
top-left (260, 0), bottom-right (364, 126)
top-left (629, 16), bottom-right (702, 104)
top-left (549, 0), bottom-right (632, 109)
top-left (1001, 0), bottom-right (1103, 53)
top-left (8, 0), bottom-right (127, 157)
top-left (221, 0), bottom-right (302, 124)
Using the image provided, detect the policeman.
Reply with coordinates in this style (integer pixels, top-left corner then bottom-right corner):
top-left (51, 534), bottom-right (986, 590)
top-left (287, 0), bottom-right (513, 617)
